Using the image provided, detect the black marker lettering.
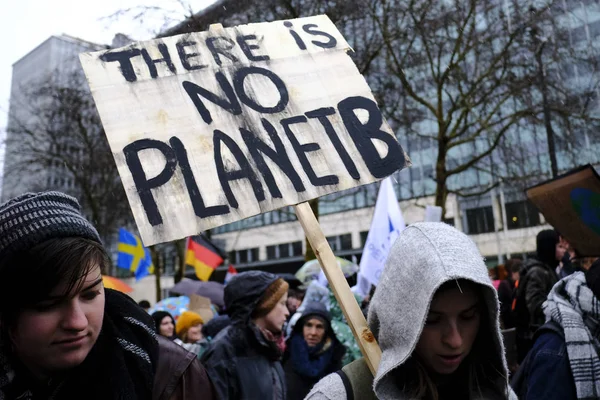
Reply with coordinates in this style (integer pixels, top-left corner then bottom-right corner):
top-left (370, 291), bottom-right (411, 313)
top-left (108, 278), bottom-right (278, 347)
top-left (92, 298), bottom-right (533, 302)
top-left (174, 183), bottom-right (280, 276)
top-left (284, 21), bottom-right (307, 50)
top-left (206, 36), bottom-right (238, 66)
top-left (241, 119), bottom-right (306, 199)
top-left (123, 139), bottom-right (177, 225)
top-left (176, 40), bottom-right (207, 71)
top-left (281, 115), bottom-right (339, 186)
top-left (99, 48), bottom-right (142, 82)
top-left (236, 35), bottom-right (269, 62)
top-left (306, 107), bottom-right (360, 180)
top-left (233, 66), bottom-right (289, 114)
top-left (302, 24), bottom-right (337, 48)
top-left (169, 136), bottom-right (229, 218)
top-left (183, 73), bottom-right (242, 124)
top-left (337, 96), bottom-right (405, 178)
top-left (213, 130), bottom-right (265, 208)
top-left (141, 43), bottom-right (176, 78)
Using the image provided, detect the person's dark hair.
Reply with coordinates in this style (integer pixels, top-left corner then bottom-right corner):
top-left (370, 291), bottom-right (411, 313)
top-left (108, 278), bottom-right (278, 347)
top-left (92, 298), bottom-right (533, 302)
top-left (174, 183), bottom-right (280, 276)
top-left (392, 279), bottom-right (508, 400)
top-left (505, 258), bottom-right (523, 275)
top-left (0, 237), bottom-right (109, 336)
top-left (138, 300), bottom-right (151, 309)
top-left (536, 229), bottom-right (560, 267)
top-left (346, 272), bottom-right (358, 288)
top-left (288, 288), bottom-right (304, 301)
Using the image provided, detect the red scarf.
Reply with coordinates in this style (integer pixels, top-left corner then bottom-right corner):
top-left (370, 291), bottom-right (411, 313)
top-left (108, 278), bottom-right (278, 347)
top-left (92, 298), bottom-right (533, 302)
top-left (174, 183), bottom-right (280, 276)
top-left (257, 326), bottom-right (286, 356)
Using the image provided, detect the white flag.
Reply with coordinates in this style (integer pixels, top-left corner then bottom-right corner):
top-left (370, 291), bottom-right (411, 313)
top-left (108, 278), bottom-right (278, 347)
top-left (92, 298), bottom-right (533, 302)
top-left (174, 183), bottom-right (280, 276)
top-left (357, 178), bottom-right (405, 293)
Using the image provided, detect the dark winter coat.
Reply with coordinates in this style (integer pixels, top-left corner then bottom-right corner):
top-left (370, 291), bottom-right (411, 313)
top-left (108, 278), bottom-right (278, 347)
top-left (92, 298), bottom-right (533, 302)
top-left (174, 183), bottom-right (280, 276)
top-left (513, 325), bottom-right (576, 400)
top-left (498, 278), bottom-right (516, 328)
top-left (521, 258), bottom-right (559, 331)
top-left (200, 271), bottom-right (286, 400)
top-left (283, 303), bottom-right (346, 400)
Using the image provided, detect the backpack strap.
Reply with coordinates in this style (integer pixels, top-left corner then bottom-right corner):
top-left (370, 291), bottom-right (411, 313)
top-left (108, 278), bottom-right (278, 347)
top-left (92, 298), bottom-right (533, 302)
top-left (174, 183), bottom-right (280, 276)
top-left (335, 358), bottom-right (378, 400)
top-left (335, 370), bottom-right (354, 400)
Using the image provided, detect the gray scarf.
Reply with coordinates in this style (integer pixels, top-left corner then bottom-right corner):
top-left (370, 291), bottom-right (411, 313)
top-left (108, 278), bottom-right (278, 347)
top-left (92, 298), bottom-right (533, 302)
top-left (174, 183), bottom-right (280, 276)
top-left (543, 272), bottom-right (600, 399)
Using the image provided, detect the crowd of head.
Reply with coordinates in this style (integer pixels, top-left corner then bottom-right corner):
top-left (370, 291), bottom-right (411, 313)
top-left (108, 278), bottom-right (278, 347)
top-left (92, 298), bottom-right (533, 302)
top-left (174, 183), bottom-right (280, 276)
top-left (0, 190), bottom-right (598, 400)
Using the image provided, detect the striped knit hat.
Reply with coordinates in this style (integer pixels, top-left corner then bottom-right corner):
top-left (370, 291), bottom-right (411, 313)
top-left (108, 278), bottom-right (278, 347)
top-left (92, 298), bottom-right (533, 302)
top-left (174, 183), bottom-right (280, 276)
top-left (0, 191), bottom-right (101, 261)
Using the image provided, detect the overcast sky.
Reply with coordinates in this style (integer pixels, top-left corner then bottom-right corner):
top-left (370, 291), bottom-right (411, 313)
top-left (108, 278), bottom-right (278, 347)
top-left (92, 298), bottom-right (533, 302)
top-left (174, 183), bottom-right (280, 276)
top-left (0, 0), bottom-right (217, 192)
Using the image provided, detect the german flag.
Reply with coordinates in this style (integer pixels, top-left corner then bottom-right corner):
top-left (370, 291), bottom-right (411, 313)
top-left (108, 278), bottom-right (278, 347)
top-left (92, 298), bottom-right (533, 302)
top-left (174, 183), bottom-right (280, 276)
top-left (185, 236), bottom-right (224, 281)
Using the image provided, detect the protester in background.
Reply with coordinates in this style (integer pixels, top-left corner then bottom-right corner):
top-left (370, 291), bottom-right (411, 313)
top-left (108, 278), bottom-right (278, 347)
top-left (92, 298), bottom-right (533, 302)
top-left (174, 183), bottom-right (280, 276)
top-left (489, 266), bottom-right (501, 290)
top-left (176, 311), bottom-right (204, 343)
top-left (557, 236), bottom-right (577, 278)
top-left (307, 222), bottom-right (514, 399)
top-left (138, 299), bottom-right (151, 312)
top-left (0, 192), bottom-right (215, 399)
top-left (286, 288), bottom-right (304, 317)
top-left (514, 229), bottom-right (565, 362)
top-left (174, 311), bottom-right (209, 357)
top-left (201, 271), bottom-right (289, 399)
top-left (512, 258), bottom-right (600, 399)
top-left (152, 310), bottom-right (176, 340)
top-left (284, 302), bottom-right (346, 400)
top-left (496, 264), bottom-right (509, 281)
top-left (498, 258), bottom-right (522, 329)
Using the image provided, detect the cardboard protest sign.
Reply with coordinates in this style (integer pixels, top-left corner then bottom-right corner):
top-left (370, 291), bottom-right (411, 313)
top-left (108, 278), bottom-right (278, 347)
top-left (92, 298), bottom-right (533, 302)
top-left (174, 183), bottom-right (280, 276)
top-left (80, 15), bottom-right (409, 246)
top-left (189, 294), bottom-right (214, 323)
top-left (526, 164), bottom-right (600, 256)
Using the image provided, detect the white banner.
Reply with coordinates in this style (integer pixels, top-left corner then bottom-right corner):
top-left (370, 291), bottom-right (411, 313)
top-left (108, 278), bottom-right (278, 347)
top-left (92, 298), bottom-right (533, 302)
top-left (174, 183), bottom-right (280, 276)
top-left (358, 177), bottom-right (405, 289)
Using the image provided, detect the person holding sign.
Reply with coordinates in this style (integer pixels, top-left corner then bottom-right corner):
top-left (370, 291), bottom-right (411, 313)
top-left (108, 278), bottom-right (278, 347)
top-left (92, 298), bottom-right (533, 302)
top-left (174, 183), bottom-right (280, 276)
top-left (0, 192), bottom-right (216, 400)
top-left (307, 223), bottom-right (515, 399)
top-left (201, 271), bottom-right (290, 399)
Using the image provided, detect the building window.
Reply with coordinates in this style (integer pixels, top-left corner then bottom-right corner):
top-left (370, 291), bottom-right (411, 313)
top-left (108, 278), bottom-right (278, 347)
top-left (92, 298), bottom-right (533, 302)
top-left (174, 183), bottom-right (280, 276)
top-left (266, 245), bottom-right (276, 259)
top-left (291, 241), bottom-right (302, 256)
top-left (279, 243), bottom-right (290, 258)
top-left (443, 218), bottom-right (455, 227)
top-left (233, 248), bottom-right (259, 264)
top-left (360, 231), bottom-right (369, 247)
top-left (266, 241), bottom-right (303, 260)
top-left (340, 234), bottom-right (352, 250)
top-left (505, 201), bottom-right (541, 230)
top-left (326, 233), bottom-right (353, 252)
top-left (466, 206), bottom-right (495, 234)
top-left (249, 248), bottom-right (259, 262)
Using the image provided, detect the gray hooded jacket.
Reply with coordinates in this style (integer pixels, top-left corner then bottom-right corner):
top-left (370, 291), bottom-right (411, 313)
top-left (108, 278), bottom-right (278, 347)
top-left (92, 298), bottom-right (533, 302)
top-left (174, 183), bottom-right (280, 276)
top-left (306, 222), bottom-right (515, 399)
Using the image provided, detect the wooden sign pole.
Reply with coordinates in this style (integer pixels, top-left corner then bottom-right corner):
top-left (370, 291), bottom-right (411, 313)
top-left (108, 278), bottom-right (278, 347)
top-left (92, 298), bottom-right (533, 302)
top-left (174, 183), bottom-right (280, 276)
top-left (294, 202), bottom-right (382, 375)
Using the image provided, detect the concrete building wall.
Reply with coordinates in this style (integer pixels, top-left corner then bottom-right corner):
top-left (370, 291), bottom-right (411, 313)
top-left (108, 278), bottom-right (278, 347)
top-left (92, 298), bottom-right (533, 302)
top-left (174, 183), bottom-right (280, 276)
top-left (210, 192), bottom-right (548, 269)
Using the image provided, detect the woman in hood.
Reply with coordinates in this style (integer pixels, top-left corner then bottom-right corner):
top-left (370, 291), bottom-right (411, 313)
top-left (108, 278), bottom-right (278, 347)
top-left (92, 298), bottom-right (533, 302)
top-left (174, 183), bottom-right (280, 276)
top-left (0, 192), bottom-right (215, 400)
top-left (283, 302), bottom-right (346, 400)
top-left (307, 222), bottom-right (514, 399)
top-left (200, 271), bottom-right (290, 399)
top-left (152, 310), bottom-right (176, 340)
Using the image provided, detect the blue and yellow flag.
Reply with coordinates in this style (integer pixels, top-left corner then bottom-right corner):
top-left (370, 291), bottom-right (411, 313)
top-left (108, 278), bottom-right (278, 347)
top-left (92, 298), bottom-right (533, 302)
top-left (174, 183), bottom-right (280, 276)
top-left (117, 228), bottom-right (154, 280)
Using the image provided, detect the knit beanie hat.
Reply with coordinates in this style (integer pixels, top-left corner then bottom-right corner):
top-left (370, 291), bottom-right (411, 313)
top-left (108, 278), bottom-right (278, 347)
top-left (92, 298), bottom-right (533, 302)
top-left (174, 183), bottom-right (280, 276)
top-left (0, 191), bottom-right (101, 261)
top-left (176, 311), bottom-right (204, 336)
top-left (253, 278), bottom-right (289, 317)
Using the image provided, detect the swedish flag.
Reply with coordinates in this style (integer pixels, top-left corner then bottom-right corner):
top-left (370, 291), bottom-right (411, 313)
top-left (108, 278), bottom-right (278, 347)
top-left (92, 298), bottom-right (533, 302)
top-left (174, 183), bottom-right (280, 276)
top-left (117, 228), bottom-right (154, 280)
